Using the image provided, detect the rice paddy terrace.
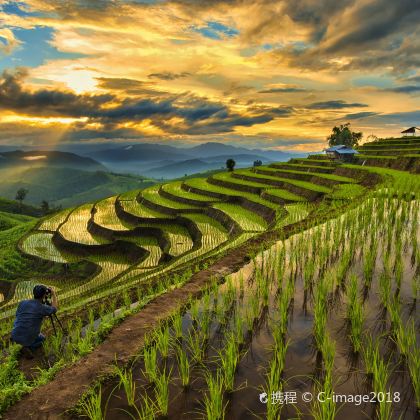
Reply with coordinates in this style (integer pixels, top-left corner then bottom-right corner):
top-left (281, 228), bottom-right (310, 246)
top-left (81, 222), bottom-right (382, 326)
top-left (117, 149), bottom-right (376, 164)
top-left (1, 137), bottom-right (419, 419)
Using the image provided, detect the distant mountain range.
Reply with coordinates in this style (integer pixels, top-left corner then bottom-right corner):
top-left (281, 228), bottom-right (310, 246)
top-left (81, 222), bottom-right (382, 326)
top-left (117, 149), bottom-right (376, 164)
top-left (83, 141), bottom-right (306, 178)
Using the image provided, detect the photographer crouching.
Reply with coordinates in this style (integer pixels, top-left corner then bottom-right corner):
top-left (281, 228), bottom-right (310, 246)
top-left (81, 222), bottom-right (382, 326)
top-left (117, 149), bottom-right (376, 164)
top-left (11, 284), bottom-right (59, 358)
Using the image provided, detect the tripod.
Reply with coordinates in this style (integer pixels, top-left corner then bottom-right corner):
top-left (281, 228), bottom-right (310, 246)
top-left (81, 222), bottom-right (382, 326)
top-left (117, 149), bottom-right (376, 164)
top-left (48, 313), bottom-right (64, 335)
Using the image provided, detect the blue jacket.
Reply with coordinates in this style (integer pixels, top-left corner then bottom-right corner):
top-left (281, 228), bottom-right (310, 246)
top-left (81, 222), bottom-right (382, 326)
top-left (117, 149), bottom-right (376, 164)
top-left (11, 299), bottom-right (56, 346)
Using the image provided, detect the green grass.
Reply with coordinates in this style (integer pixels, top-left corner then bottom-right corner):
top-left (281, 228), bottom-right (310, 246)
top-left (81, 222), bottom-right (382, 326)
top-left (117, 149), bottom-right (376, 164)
top-left (264, 188), bottom-right (306, 202)
top-left (0, 220), bottom-right (37, 280)
top-left (327, 184), bottom-right (365, 200)
top-left (0, 211), bottom-right (34, 232)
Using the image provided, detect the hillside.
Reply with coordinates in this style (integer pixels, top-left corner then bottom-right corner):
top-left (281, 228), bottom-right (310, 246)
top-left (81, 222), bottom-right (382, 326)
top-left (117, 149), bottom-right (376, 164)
top-left (0, 150), bottom-right (106, 171)
top-left (0, 197), bottom-right (43, 217)
top-left (0, 137), bottom-right (419, 419)
top-left (0, 166), bottom-right (156, 207)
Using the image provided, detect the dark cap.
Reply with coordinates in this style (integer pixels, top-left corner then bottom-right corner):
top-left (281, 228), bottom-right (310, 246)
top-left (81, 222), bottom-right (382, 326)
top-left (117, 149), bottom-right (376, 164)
top-left (33, 284), bottom-right (48, 299)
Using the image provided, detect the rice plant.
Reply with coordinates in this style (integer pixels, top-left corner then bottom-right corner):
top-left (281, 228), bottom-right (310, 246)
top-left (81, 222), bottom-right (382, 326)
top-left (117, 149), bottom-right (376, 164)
top-left (171, 312), bottom-right (183, 340)
top-left (202, 369), bottom-right (225, 420)
top-left (312, 335), bottom-right (336, 420)
top-left (347, 275), bottom-right (364, 353)
top-left (186, 328), bottom-right (205, 363)
top-left (143, 345), bottom-right (158, 384)
top-left (218, 334), bottom-right (240, 393)
top-left (114, 364), bottom-right (137, 407)
top-left (154, 367), bottom-right (171, 417)
top-left (155, 325), bottom-right (171, 359)
top-left (80, 386), bottom-right (105, 420)
top-left (175, 345), bottom-right (190, 389)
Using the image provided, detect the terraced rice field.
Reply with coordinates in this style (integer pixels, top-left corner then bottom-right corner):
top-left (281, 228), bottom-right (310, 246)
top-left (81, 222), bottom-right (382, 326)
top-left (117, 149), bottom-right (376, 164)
top-left (94, 197), bottom-right (133, 231)
top-left (1, 144), bottom-right (419, 419)
top-left (0, 162), bottom-right (367, 316)
top-left (59, 204), bottom-right (109, 245)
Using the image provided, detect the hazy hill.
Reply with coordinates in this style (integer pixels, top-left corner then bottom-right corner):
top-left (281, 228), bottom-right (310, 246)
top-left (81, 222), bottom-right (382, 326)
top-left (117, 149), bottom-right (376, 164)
top-left (0, 150), bottom-right (107, 171)
top-left (145, 159), bottom-right (218, 179)
top-left (0, 166), bottom-right (155, 207)
top-left (86, 141), bottom-right (304, 176)
top-left (0, 197), bottom-right (42, 217)
top-left (93, 144), bottom-right (191, 162)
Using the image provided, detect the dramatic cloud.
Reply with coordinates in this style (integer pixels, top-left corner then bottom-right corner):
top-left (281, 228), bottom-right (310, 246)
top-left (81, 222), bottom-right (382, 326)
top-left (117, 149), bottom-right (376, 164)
top-left (0, 0), bottom-right (419, 149)
top-left (307, 100), bottom-right (368, 110)
top-left (148, 72), bottom-right (191, 81)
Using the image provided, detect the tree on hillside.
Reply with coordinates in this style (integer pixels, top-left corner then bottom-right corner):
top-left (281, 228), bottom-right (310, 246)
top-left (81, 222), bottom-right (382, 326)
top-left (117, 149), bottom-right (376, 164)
top-left (41, 200), bottom-right (50, 215)
top-left (226, 158), bottom-right (236, 172)
top-left (327, 123), bottom-right (362, 147)
top-left (15, 188), bottom-right (28, 206)
top-left (253, 160), bottom-right (263, 167)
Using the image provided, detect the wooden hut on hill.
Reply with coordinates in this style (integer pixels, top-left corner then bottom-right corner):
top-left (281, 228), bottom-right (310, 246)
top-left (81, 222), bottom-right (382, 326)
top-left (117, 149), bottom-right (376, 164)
top-left (324, 145), bottom-right (358, 162)
top-left (401, 127), bottom-right (420, 136)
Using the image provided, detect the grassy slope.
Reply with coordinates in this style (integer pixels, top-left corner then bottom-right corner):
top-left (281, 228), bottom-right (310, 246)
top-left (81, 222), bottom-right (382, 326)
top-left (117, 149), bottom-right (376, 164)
top-left (0, 197), bottom-right (42, 217)
top-left (0, 166), bottom-right (156, 208)
top-left (0, 219), bottom-right (38, 280)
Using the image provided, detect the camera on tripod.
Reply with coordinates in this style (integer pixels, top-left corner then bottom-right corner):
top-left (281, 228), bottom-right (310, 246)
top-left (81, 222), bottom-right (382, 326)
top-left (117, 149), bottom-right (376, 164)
top-left (42, 287), bottom-right (53, 306)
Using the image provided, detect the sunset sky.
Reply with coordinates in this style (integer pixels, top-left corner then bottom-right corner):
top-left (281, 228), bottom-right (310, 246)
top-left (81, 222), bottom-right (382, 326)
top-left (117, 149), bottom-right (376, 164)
top-left (0, 0), bottom-right (419, 152)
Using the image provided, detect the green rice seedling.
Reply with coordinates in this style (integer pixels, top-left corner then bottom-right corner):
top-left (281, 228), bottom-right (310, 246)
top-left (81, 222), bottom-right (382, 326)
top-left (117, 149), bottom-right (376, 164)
top-left (407, 350), bottom-right (420, 411)
top-left (88, 307), bottom-right (95, 326)
top-left (189, 299), bottom-right (199, 322)
top-left (156, 325), bottom-right (171, 359)
top-left (349, 301), bottom-right (364, 353)
top-left (143, 345), bottom-right (158, 384)
top-left (249, 292), bottom-right (260, 321)
top-left (134, 394), bottom-right (157, 420)
top-left (388, 297), bottom-right (401, 336)
top-left (186, 328), bottom-right (205, 363)
top-left (394, 319), bottom-right (415, 359)
top-left (373, 358), bottom-right (392, 420)
top-left (154, 367), bottom-right (171, 417)
top-left (80, 385), bottom-right (104, 420)
top-left (175, 345), bottom-right (190, 389)
top-left (172, 312), bottom-right (183, 340)
top-left (347, 275), bottom-right (364, 353)
top-left (394, 254), bottom-right (403, 290)
top-left (200, 310), bottom-right (212, 340)
top-left (114, 365), bottom-right (137, 407)
top-left (203, 369), bottom-right (225, 420)
top-left (378, 271), bottom-right (391, 309)
top-left (313, 280), bottom-right (328, 351)
top-left (233, 309), bottom-right (244, 345)
top-left (218, 334), bottom-right (240, 393)
top-left (75, 328), bottom-right (95, 356)
top-left (312, 335), bottom-right (335, 420)
top-left (363, 246), bottom-right (376, 286)
top-left (122, 290), bottom-right (132, 309)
